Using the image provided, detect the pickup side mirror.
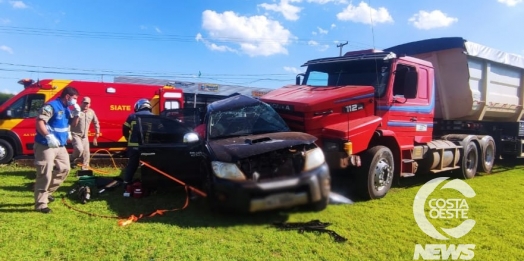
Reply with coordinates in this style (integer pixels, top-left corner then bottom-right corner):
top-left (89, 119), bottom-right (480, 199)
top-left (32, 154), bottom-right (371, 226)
top-left (403, 71), bottom-right (418, 99)
top-left (296, 73), bottom-right (305, 85)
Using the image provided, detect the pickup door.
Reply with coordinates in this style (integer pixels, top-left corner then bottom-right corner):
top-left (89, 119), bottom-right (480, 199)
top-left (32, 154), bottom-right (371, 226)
top-left (136, 110), bottom-right (203, 190)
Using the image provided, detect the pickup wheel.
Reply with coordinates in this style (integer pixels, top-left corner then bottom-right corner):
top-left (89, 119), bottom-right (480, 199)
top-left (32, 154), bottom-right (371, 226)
top-left (200, 163), bottom-right (220, 213)
top-left (357, 146), bottom-right (394, 200)
top-left (0, 139), bottom-right (14, 165)
top-left (461, 141), bottom-right (478, 179)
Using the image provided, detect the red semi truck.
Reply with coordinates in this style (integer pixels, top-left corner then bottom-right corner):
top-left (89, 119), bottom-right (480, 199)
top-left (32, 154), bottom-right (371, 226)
top-left (261, 37), bottom-right (524, 200)
top-left (0, 79), bottom-right (184, 164)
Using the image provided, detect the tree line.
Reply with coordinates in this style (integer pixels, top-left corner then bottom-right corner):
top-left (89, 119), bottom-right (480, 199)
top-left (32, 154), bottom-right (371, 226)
top-left (0, 92), bottom-right (15, 105)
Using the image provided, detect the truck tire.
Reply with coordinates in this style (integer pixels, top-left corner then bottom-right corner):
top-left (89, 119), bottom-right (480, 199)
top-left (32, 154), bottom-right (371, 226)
top-left (357, 146), bottom-right (394, 200)
top-left (0, 139), bottom-right (14, 165)
top-left (461, 140), bottom-right (478, 179)
top-left (478, 136), bottom-right (495, 173)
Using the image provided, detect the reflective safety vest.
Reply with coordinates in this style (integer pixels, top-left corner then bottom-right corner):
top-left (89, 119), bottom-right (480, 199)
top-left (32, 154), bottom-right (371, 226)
top-left (35, 99), bottom-right (71, 146)
top-left (123, 110), bottom-right (153, 147)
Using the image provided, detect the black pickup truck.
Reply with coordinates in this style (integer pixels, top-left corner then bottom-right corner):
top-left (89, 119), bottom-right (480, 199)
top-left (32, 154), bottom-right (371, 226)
top-left (136, 94), bottom-right (331, 213)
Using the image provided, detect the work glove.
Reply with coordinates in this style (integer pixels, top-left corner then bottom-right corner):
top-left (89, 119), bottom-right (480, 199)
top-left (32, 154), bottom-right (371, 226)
top-left (71, 104), bottom-right (81, 117)
top-left (92, 137), bottom-right (98, 146)
top-left (68, 131), bottom-right (72, 141)
top-left (45, 134), bottom-right (61, 148)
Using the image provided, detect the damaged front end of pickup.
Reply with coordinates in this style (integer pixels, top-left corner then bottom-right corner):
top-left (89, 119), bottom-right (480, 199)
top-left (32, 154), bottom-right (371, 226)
top-left (136, 94), bottom-right (331, 213)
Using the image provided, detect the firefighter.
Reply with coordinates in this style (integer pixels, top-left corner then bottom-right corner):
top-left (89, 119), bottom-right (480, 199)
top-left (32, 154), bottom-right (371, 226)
top-left (33, 86), bottom-right (81, 213)
top-left (121, 98), bottom-right (153, 186)
top-left (70, 96), bottom-right (100, 170)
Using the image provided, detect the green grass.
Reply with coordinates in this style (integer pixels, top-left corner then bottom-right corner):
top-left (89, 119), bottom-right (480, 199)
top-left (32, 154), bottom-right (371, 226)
top-left (0, 162), bottom-right (523, 261)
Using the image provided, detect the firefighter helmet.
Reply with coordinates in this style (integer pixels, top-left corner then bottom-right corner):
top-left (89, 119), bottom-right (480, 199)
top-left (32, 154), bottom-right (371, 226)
top-left (134, 98), bottom-right (152, 112)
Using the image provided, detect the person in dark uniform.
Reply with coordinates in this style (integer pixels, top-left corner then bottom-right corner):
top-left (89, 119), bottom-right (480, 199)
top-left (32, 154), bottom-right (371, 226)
top-left (34, 86), bottom-right (81, 213)
top-left (121, 98), bottom-right (153, 186)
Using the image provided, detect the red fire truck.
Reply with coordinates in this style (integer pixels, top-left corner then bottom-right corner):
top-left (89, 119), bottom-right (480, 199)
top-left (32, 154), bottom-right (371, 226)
top-left (0, 78), bottom-right (184, 164)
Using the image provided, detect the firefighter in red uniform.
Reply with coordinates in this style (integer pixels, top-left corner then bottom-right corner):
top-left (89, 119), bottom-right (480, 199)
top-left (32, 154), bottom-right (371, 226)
top-left (33, 87), bottom-right (81, 213)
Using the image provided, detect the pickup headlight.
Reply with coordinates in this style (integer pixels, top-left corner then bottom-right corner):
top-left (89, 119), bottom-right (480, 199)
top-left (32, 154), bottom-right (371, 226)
top-left (211, 161), bottom-right (246, 181)
top-left (303, 147), bottom-right (325, 172)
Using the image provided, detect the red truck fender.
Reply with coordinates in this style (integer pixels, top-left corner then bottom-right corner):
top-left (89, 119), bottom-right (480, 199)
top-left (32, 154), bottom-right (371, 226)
top-left (322, 115), bottom-right (383, 154)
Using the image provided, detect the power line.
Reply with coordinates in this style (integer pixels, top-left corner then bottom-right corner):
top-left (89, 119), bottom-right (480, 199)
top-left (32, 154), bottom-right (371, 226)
top-left (0, 25), bottom-right (374, 48)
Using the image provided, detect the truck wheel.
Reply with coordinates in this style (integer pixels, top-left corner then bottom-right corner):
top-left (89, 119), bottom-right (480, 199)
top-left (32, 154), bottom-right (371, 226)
top-left (461, 141), bottom-right (478, 179)
top-left (478, 136), bottom-right (495, 173)
top-left (357, 146), bottom-right (394, 200)
top-left (0, 139), bottom-right (14, 165)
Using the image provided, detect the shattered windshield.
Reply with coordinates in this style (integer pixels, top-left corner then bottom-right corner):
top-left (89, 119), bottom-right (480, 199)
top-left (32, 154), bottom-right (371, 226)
top-left (303, 59), bottom-right (391, 97)
top-left (208, 102), bottom-right (290, 139)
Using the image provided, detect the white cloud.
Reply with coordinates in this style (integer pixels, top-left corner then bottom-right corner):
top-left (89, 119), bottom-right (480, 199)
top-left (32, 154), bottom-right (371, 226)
top-left (154, 27), bottom-right (162, 33)
top-left (1, 18), bottom-right (11, 24)
top-left (319, 45), bottom-right (329, 51)
top-left (317, 26), bottom-right (328, 34)
top-left (258, 0), bottom-right (303, 21)
top-left (331, 23), bottom-right (336, 28)
top-left (498, 0), bottom-right (523, 6)
top-left (1, 88), bottom-right (17, 95)
top-left (140, 25), bottom-right (147, 30)
top-left (337, 1), bottom-right (393, 25)
top-left (0, 45), bottom-right (13, 54)
top-left (199, 10), bottom-right (294, 57)
top-left (307, 0), bottom-right (347, 4)
top-left (312, 31), bottom-right (317, 35)
top-left (308, 40), bottom-right (319, 46)
top-left (9, 1), bottom-right (27, 9)
top-left (284, 66), bottom-right (304, 74)
top-left (408, 10), bottom-right (458, 30)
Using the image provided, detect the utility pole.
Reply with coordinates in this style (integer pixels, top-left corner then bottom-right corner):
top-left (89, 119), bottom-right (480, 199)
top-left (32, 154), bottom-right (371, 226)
top-left (337, 41), bottom-right (348, 56)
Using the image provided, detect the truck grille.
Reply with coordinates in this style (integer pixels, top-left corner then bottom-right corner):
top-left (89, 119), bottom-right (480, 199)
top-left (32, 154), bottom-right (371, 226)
top-left (274, 110), bottom-right (306, 132)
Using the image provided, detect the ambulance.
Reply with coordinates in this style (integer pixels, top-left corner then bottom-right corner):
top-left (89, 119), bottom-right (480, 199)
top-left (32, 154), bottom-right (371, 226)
top-left (0, 78), bottom-right (185, 164)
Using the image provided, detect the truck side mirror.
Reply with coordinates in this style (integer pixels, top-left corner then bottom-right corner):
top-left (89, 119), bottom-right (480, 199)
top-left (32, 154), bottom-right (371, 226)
top-left (403, 71), bottom-right (418, 99)
top-left (296, 73), bottom-right (305, 85)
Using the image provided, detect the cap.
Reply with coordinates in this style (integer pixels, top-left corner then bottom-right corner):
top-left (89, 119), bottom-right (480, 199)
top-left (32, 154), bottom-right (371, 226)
top-left (82, 97), bottom-right (91, 104)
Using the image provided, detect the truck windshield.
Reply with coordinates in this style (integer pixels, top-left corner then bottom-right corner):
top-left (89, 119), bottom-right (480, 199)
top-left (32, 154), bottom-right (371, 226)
top-left (303, 59), bottom-right (391, 97)
top-left (208, 103), bottom-right (290, 139)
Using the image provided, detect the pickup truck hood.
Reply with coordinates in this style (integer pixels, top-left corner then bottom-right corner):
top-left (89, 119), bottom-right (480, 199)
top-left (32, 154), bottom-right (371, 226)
top-left (261, 84), bottom-right (375, 112)
top-left (208, 131), bottom-right (317, 162)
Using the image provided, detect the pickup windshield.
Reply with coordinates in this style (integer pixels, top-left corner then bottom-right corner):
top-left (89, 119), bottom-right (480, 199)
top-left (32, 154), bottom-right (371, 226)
top-left (208, 102), bottom-right (290, 139)
top-left (303, 59), bottom-right (391, 97)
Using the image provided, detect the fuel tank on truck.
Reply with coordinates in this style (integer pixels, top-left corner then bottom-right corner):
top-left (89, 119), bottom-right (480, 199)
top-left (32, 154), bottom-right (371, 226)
top-left (385, 37), bottom-right (524, 122)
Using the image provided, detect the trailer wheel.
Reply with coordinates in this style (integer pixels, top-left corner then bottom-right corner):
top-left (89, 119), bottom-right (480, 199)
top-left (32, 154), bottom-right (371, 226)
top-left (357, 146), bottom-right (394, 200)
top-left (478, 136), bottom-right (496, 173)
top-left (461, 141), bottom-right (478, 179)
top-left (0, 139), bottom-right (14, 165)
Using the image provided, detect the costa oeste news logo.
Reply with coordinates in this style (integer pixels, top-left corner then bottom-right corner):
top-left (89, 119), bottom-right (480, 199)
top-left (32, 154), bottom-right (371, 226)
top-left (413, 177), bottom-right (476, 260)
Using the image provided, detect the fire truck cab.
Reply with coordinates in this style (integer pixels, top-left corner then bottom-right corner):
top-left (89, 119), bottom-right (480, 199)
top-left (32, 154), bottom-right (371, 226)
top-left (0, 78), bottom-right (185, 164)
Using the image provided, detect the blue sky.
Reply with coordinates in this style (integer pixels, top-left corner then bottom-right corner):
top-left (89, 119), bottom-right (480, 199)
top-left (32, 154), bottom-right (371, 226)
top-left (0, 0), bottom-right (523, 94)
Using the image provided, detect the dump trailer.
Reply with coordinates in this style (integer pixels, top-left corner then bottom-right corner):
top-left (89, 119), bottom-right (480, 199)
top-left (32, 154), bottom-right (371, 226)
top-left (260, 37), bottom-right (524, 200)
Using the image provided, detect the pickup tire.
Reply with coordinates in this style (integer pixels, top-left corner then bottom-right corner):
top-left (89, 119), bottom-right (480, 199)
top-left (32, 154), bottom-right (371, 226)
top-left (200, 162), bottom-right (220, 213)
top-left (357, 145), bottom-right (394, 200)
top-left (461, 140), bottom-right (478, 179)
top-left (0, 139), bottom-right (14, 165)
